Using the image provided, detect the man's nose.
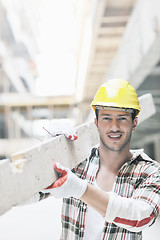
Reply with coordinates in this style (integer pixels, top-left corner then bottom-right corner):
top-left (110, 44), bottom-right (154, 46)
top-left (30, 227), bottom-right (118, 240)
top-left (110, 118), bottom-right (120, 131)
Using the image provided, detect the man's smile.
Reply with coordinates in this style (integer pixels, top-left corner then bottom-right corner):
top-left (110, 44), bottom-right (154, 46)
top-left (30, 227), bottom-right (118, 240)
top-left (107, 133), bottom-right (122, 140)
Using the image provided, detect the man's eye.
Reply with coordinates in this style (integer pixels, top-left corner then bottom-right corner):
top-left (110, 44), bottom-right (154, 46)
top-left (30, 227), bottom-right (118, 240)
top-left (118, 117), bottom-right (127, 121)
top-left (103, 117), bottom-right (111, 120)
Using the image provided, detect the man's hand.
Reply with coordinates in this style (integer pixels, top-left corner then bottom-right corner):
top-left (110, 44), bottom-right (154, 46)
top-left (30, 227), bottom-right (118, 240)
top-left (42, 163), bottom-right (88, 199)
top-left (43, 121), bottom-right (78, 141)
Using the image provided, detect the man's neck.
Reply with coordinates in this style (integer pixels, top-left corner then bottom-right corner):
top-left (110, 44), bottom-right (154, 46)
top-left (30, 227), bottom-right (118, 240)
top-left (99, 144), bottom-right (132, 174)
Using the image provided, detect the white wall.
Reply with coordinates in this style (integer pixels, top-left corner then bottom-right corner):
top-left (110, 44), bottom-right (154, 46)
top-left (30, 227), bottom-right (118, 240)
top-left (0, 197), bottom-right (62, 240)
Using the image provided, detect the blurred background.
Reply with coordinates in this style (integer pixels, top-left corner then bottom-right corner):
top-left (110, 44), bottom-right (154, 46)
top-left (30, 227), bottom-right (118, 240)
top-left (0, 0), bottom-right (160, 239)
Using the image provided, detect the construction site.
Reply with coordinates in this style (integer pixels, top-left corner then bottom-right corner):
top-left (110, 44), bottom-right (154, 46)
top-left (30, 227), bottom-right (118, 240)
top-left (0, 0), bottom-right (160, 239)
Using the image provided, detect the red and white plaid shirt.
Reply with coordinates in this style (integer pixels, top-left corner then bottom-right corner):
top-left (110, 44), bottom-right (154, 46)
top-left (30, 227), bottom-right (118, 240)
top-left (60, 147), bottom-right (160, 240)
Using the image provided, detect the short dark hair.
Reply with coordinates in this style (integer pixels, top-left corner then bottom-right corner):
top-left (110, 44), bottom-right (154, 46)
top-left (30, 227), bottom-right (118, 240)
top-left (95, 108), bottom-right (99, 121)
top-left (131, 110), bottom-right (138, 121)
top-left (95, 108), bottom-right (137, 121)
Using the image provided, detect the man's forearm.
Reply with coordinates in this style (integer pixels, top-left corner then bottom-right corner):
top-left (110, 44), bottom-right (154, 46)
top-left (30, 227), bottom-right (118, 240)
top-left (80, 183), bottom-right (109, 217)
top-left (80, 183), bottom-right (155, 232)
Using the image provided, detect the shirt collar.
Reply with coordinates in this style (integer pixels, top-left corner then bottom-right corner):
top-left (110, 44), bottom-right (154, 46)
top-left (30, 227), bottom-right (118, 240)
top-left (94, 147), bottom-right (153, 165)
top-left (129, 149), bottom-right (154, 164)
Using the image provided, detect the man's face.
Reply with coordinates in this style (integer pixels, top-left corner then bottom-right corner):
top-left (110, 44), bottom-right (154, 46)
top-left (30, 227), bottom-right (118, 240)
top-left (95, 110), bottom-right (138, 152)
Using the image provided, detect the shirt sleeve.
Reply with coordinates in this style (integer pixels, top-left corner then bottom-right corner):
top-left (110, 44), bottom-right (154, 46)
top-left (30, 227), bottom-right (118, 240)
top-left (105, 165), bottom-right (160, 232)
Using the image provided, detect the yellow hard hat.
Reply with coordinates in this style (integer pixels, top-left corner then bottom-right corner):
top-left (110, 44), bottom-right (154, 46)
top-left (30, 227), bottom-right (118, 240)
top-left (91, 79), bottom-right (141, 115)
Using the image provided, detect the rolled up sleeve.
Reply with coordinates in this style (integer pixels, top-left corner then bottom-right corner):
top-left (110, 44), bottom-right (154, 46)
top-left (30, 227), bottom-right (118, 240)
top-left (105, 169), bottom-right (160, 232)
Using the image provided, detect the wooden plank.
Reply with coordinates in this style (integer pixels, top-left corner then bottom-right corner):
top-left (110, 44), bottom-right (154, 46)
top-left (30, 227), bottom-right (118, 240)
top-left (138, 94), bottom-right (156, 124)
top-left (0, 121), bottom-right (99, 216)
top-left (101, 16), bottom-right (129, 24)
top-left (0, 93), bottom-right (73, 107)
top-left (98, 26), bottom-right (125, 35)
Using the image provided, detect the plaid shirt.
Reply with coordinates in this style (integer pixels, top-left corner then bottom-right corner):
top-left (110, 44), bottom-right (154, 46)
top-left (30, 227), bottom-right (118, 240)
top-left (60, 147), bottom-right (160, 240)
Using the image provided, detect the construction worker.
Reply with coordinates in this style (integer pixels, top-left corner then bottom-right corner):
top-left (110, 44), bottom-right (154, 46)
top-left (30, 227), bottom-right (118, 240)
top-left (41, 79), bottom-right (160, 240)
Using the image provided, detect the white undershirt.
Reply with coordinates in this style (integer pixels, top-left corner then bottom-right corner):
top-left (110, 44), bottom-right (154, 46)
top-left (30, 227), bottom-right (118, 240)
top-left (83, 181), bottom-right (106, 240)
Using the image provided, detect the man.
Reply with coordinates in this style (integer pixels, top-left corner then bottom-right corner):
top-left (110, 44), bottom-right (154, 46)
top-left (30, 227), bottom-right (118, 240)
top-left (42, 79), bottom-right (160, 240)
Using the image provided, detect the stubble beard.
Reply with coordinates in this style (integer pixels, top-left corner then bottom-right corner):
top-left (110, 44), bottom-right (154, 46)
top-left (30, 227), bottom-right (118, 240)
top-left (100, 130), bottom-right (132, 152)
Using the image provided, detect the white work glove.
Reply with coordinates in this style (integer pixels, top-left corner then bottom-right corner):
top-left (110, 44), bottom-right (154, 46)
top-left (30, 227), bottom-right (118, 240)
top-left (43, 121), bottom-right (78, 141)
top-left (42, 163), bottom-right (88, 199)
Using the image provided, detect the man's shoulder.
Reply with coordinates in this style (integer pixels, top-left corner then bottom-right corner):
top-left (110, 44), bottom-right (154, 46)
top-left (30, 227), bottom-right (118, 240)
top-left (131, 149), bottom-right (155, 162)
top-left (130, 149), bottom-right (160, 172)
top-left (72, 146), bottom-right (99, 176)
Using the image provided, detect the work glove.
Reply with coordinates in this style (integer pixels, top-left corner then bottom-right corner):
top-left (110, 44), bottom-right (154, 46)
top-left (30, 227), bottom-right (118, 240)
top-left (41, 162), bottom-right (88, 199)
top-left (43, 121), bottom-right (78, 141)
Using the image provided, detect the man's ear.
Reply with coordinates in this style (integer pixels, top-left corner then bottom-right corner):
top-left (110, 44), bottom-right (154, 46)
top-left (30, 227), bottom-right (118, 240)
top-left (132, 117), bottom-right (138, 132)
top-left (94, 118), bottom-right (98, 128)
